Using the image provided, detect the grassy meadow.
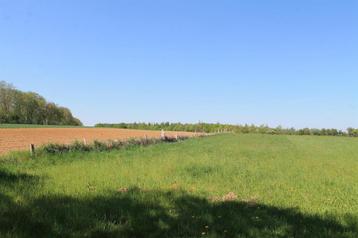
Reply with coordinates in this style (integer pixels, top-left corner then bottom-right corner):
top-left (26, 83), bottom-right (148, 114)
top-left (1, 134), bottom-right (358, 237)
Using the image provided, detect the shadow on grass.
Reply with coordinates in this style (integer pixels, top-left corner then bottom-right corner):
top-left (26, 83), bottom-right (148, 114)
top-left (0, 169), bottom-right (40, 185)
top-left (0, 171), bottom-right (357, 238)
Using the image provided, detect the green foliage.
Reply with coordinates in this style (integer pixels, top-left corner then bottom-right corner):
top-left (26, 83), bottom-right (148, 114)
top-left (0, 134), bottom-right (358, 237)
top-left (41, 143), bottom-right (71, 154)
top-left (95, 122), bottom-right (354, 137)
top-left (0, 81), bottom-right (82, 126)
top-left (93, 140), bottom-right (109, 151)
top-left (348, 128), bottom-right (358, 137)
top-left (40, 136), bottom-right (190, 155)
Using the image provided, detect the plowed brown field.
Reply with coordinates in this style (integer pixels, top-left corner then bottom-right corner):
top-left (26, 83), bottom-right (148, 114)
top-left (0, 128), bottom-right (196, 155)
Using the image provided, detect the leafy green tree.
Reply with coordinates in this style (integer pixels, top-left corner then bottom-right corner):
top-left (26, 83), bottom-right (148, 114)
top-left (0, 81), bottom-right (82, 126)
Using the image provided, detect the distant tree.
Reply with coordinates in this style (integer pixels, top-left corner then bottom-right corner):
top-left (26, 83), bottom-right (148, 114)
top-left (347, 128), bottom-right (358, 137)
top-left (94, 122), bottom-right (357, 138)
top-left (0, 81), bottom-right (82, 126)
top-left (0, 81), bottom-right (15, 122)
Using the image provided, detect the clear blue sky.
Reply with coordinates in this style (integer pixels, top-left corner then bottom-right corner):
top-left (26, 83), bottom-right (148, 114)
top-left (0, 0), bottom-right (357, 129)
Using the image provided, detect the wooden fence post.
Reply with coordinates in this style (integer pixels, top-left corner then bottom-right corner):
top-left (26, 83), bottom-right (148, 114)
top-left (161, 129), bottom-right (165, 140)
top-left (30, 144), bottom-right (35, 156)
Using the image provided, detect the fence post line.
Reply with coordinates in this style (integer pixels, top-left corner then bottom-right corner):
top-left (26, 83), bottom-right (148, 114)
top-left (83, 138), bottom-right (87, 145)
top-left (161, 129), bottom-right (165, 140)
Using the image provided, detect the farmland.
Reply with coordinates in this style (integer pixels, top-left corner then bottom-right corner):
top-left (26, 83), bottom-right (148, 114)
top-left (0, 127), bottom-right (195, 155)
top-left (0, 134), bottom-right (357, 237)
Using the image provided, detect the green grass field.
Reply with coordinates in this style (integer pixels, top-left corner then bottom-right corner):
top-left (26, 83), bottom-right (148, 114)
top-left (1, 134), bottom-right (358, 237)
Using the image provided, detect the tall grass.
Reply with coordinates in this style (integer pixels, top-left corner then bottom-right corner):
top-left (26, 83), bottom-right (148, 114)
top-left (0, 134), bottom-right (358, 237)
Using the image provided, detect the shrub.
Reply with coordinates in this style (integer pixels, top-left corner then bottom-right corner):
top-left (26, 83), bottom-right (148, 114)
top-left (39, 135), bottom-right (194, 155)
top-left (70, 141), bottom-right (92, 152)
top-left (93, 140), bottom-right (109, 151)
top-left (42, 143), bottom-right (70, 154)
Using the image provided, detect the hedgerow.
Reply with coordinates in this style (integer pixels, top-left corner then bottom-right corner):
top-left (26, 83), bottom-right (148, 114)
top-left (40, 136), bottom-right (190, 155)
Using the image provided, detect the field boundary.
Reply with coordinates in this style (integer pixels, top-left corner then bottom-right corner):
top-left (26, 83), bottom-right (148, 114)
top-left (0, 128), bottom-right (201, 155)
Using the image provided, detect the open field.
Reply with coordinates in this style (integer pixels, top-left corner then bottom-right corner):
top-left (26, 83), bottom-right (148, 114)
top-left (0, 134), bottom-right (357, 237)
top-left (0, 128), bottom-right (196, 155)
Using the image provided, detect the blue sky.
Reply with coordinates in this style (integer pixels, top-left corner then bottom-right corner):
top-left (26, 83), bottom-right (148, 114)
top-left (0, 0), bottom-right (357, 128)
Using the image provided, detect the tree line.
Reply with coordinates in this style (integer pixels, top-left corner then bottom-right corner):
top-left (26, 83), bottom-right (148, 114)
top-left (0, 81), bottom-right (82, 126)
top-left (95, 122), bottom-right (358, 137)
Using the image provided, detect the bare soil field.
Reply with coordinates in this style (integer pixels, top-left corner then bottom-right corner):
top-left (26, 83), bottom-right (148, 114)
top-left (0, 128), bottom-right (196, 155)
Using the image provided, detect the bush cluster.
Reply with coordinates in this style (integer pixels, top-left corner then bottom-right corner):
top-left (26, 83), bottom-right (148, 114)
top-left (41, 136), bottom-right (190, 155)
